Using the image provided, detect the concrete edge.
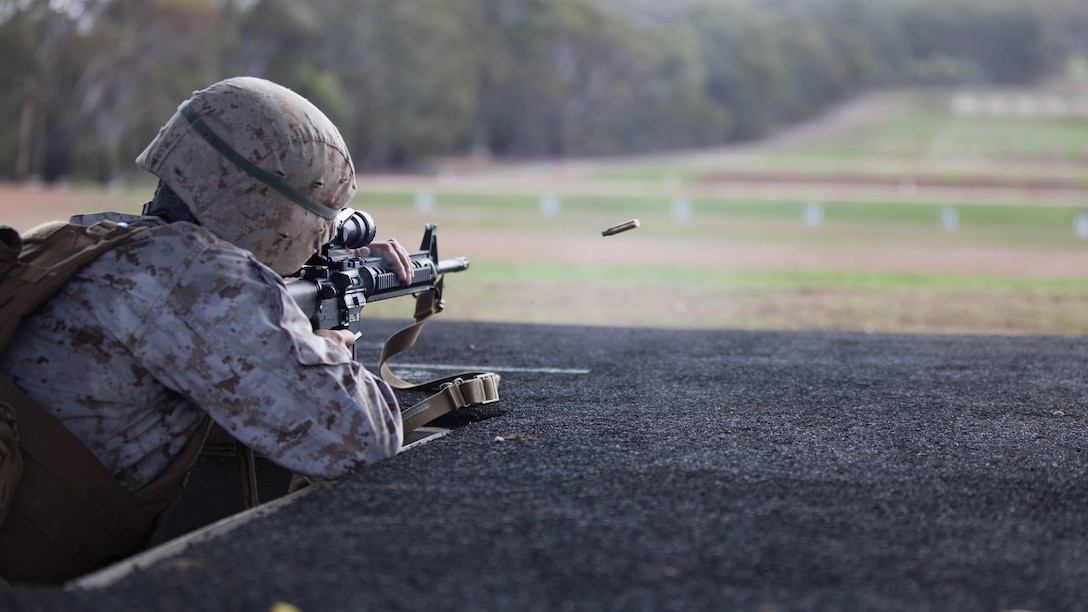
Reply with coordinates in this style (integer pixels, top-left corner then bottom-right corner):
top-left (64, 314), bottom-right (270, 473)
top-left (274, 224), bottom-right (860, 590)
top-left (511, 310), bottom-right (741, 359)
top-left (68, 480), bottom-right (328, 591)
top-left (69, 427), bottom-right (450, 591)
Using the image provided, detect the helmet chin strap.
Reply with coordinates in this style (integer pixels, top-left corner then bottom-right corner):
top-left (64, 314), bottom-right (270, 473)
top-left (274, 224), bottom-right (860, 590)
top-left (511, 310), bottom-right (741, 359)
top-left (142, 181), bottom-right (201, 225)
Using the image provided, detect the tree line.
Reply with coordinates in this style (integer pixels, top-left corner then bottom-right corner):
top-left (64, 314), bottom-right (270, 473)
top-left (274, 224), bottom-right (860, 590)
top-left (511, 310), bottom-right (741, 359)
top-left (0, 0), bottom-right (1084, 183)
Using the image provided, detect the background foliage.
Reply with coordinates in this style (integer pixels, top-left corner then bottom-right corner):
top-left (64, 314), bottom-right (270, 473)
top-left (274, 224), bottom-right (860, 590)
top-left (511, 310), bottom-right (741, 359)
top-left (0, 0), bottom-right (1086, 182)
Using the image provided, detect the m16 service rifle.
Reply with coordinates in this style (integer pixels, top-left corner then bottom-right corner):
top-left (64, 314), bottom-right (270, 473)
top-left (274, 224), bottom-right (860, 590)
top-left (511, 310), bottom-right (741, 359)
top-left (284, 208), bottom-right (469, 358)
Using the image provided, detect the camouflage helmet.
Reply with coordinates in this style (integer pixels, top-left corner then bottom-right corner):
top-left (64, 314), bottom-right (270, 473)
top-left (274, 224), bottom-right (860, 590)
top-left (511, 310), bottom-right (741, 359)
top-left (136, 76), bottom-right (357, 274)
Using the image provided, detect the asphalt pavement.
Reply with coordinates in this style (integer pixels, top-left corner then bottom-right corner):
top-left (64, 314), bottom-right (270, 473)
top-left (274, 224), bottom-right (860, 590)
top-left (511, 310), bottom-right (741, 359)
top-left (3, 320), bottom-right (1087, 611)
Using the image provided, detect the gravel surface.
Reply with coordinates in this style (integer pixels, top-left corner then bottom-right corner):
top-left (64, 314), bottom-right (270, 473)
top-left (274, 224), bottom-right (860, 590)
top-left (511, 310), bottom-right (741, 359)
top-left (3, 320), bottom-right (1087, 611)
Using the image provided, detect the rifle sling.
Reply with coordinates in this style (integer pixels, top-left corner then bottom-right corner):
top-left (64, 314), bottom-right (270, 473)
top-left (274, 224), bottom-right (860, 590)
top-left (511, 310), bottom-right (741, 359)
top-left (377, 280), bottom-right (499, 434)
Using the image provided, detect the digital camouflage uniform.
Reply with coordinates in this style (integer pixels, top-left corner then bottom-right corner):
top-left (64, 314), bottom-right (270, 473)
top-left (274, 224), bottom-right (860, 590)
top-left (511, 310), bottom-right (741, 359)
top-left (0, 77), bottom-right (403, 493)
top-left (0, 211), bottom-right (402, 492)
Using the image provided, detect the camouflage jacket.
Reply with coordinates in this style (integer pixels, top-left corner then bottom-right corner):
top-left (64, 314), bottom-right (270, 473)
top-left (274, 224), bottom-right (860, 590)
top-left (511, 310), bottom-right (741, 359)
top-left (0, 213), bottom-right (402, 492)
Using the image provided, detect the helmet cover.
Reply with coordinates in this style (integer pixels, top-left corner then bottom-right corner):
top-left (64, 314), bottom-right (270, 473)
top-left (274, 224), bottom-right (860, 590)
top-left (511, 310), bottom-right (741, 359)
top-left (136, 77), bottom-right (357, 274)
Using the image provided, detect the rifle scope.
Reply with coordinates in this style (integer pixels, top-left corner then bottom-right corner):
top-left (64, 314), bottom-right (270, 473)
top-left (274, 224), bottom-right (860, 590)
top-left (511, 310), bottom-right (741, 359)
top-left (330, 208), bottom-right (377, 249)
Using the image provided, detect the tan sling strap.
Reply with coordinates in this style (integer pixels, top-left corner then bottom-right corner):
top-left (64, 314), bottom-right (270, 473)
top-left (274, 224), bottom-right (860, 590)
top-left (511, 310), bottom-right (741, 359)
top-left (377, 279), bottom-right (500, 433)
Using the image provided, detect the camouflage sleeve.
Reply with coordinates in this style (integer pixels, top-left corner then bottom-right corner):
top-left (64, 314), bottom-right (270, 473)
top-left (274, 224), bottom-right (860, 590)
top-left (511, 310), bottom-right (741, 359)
top-left (133, 241), bottom-right (403, 479)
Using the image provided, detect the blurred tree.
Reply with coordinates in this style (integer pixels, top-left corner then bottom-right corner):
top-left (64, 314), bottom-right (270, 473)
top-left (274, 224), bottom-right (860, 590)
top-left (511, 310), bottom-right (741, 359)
top-left (479, 0), bottom-right (687, 157)
top-left (971, 1), bottom-right (1059, 84)
top-left (230, 0), bottom-right (318, 77)
top-left (0, 0), bottom-right (110, 181)
top-left (623, 22), bottom-right (731, 151)
top-left (302, 0), bottom-right (482, 169)
top-left (0, 0), bottom-right (228, 182)
top-left (692, 2), bottom-right (791, 140)
top-left (0, 5), bottom-right (41, 180)
top-left (897, 0), bottom-right (1059, 85)
top-left (773, 6), bottom-right (852, 120)
top-left (0, 0), bottom-right (1084, 181)
top-left (75, 0), bottom-right (228, 181)
top-left (809, 0), bottom-right (895, 86)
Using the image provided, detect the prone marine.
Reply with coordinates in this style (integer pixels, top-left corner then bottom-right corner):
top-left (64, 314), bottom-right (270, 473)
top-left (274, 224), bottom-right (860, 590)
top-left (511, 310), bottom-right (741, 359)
top-left (0, 77), bottom-right (414, 583)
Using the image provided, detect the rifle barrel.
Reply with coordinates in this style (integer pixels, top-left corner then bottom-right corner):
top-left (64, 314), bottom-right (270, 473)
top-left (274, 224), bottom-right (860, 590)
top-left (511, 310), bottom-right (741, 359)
top-left (437, 254), bottom-right (467, 274)
top-left (437, 257), bottom-right (470, 275)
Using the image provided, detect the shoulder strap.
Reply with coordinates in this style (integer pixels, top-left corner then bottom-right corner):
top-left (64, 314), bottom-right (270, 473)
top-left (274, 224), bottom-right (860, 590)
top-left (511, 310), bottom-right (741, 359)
top-left (0, 373), bottom-right (212, 584)
top-left (378, 282), bottom-right (500, 433)
top-left (0, 220), bottom-right (147, 349)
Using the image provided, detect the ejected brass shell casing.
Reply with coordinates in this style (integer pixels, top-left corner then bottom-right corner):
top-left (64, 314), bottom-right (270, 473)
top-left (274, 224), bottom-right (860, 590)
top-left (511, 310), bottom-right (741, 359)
top-left (601, 219), bottom-right (640, 236)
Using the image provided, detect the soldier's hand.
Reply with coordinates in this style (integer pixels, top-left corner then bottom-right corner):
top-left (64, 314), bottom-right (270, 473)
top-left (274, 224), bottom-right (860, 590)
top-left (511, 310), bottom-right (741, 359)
top-left (314, 328), bottom-right (357, 357)
top-left (353, 238), bottom-right (412, 285)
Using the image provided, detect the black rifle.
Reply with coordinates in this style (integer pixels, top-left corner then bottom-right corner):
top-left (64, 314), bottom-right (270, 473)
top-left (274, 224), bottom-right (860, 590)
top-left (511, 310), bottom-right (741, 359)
top-left (284, 208), bottom-right (469, 357)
